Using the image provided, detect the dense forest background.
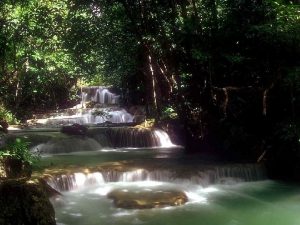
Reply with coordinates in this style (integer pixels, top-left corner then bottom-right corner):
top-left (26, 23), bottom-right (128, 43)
top-left (0, 0), bottom-right (300, 179)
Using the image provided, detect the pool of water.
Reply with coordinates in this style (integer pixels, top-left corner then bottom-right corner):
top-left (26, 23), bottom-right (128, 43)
top-left (53, 180), bottom-right (300, 225)
top-left (41, 149), bottom-right (300, 225)
top-left (34, 147), bottom-right (184, 172)
top-left (36, 148), bottom-right (300, 225)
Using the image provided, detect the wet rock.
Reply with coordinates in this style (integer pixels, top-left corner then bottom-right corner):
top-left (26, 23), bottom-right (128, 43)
top-left (133, 115), bottom-right (146, 123)
top-left (38, 178), bottom-right (62, 198)
top-left (61, 123), bottom-right (88, 135)
top-left (107, 188), bottom-right (188, 209)
top-left (0, 180), bottom-right (56, 225)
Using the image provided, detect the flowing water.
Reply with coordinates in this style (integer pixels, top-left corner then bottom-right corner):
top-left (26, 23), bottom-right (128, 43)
top-left (31, 86), bottom-right (135, 125)
top-left (35, 147), bottom-right (300, 225)
top-left (8, 125), bottom-right (300, 225)
top-left (8, 127), bottom-right (176, 154)
top-left (52, 180), bottom-right (300, 225)
top-left (17, 86), bottom-right (300, 225)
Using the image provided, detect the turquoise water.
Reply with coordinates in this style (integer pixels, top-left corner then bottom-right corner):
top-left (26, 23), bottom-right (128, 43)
top-left (34, 147), bottom-right (184, 171)
top-left (37, 148), bottom-right (300, 225)
top-left (13, 128), bottom-right (300, 224)
top-left (53, 180), bottom-right (300, 225)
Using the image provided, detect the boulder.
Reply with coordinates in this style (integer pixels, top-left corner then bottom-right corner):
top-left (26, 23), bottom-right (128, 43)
top-left (133, 115), bottom-right (146, 123)
top-left (107, 188), bottom-right (188, 209)
top-left (38, 178), bottom-right (62, 198)
top-left (61, 123), bottom-right (88, 135)
top-left (0, 180), bottom-right (56, 225)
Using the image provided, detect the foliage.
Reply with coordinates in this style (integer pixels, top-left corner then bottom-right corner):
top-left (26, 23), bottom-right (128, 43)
top-left (0, 138), bottom-right (39, 165)
top-left (0, 104), bottom-right (19, 124)
top-left (274, 122), bottom-right (299, 143)
top-left (135, 118), bottom-right (155, 128)
top-left (0, 0), bottom-right (300, 177)
top-left (91, 109), bottom-right (112, 120)
top-left (0, 0), bottom-right (78, 118)
top-left (161, 107), bottom-right (178, 120)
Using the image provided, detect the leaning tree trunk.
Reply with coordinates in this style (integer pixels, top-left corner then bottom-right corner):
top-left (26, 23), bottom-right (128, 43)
top-left (142, 45), bottom-right (163, 119)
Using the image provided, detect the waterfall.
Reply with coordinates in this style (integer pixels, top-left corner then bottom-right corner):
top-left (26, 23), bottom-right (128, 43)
top-left (81, 92), bottom-right (88, 108)
top-left (44, 107), bottom-right (134, 126)
top-left (92, 109), bottom-right (133, 124)
top-left (28, 86), bottom-right (136, 126)
top-left (30, 135), bottom-right (102, 154)
top-left (45, 163), bottom-right (266, 192)
top-left (153, 130), bottom-right (175, 147)
top-left (47, 172), bottom-right (106, 191)
top-left (98, 127), bottom-right (175, 148)
top-left (82, 86), bottom-right (120, 105)
top-left (23, 126), bottom-right (176, 154)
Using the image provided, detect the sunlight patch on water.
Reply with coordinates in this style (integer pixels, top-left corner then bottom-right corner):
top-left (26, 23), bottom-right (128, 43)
top-left (202, 187), bottom-right (219, 193)
top-left (100, 149), bottom-right (129, 152)
top-left (113, 211), bottom-right (138, 217)
top-left (92, 186), bottom-right (113, 196)
top-left (185, 191), bottom-right (207, 204)
top-left (67, 201), bottom-right (77, 205)
top-left (69, 213), bottom-right (82, 217)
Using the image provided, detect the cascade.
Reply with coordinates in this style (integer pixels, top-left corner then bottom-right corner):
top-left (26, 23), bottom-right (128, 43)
top-left (13, 127), bottom-right (176, 154)
top-left (30, 86), bottom-right (138, 126)
top-left (153, 129), bottom-right (174, 147)
top-left (81, 86), bottom-right (120, 105)
top-left (12, 88), bottom-right (299, 224)
top-left (44, 107), bottom-right (134, 126)
top-left (45, 163), bottom-right (265, 192)
top-left (76, 86), bottom-right (131, 124)
top-left (95, 127), bottom-right (175, 148)
top-left (30, 135), bottom-right (102, 154)
top-left (22, 86), bottom-right (177, 150)
top-left (24, 86), bottom-right (178, 153)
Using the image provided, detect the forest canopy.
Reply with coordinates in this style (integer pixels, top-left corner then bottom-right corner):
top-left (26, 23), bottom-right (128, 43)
top-left (0, 0), bottom-right (300, 176)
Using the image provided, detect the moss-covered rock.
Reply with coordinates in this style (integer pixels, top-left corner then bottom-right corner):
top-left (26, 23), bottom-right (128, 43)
top-left (0, 180), bottom-right (56, 225)
top-left (107, 188), bottom-right (188, 209)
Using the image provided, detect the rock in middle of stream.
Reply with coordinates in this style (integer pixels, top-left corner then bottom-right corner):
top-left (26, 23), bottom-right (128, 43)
top-left (107, 188), bottom-right (188, 209)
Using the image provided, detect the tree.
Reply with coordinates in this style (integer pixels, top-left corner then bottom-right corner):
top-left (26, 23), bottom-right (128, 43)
top-left (0, 0), bottom-right (78, 118)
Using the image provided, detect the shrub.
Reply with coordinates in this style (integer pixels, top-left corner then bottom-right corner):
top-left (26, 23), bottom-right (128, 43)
top-left (0, 138), bottom-right (39, 166)
top-left (0, 104), bottom-right (19, 125)
top-left (0, 138), bottom-right (39, 178)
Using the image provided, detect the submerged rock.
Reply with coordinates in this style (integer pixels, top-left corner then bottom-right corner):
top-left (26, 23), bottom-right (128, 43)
top-left (32, 135), bottom-right (101, 154)
top-left (107, 188), bottom-right (188, 209)
top-left (0, 179), bottom-right (56, 225)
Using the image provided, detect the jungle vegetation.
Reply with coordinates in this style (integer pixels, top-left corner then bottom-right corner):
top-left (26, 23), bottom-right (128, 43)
top-left (0, 0), bottom-right (300, 179)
